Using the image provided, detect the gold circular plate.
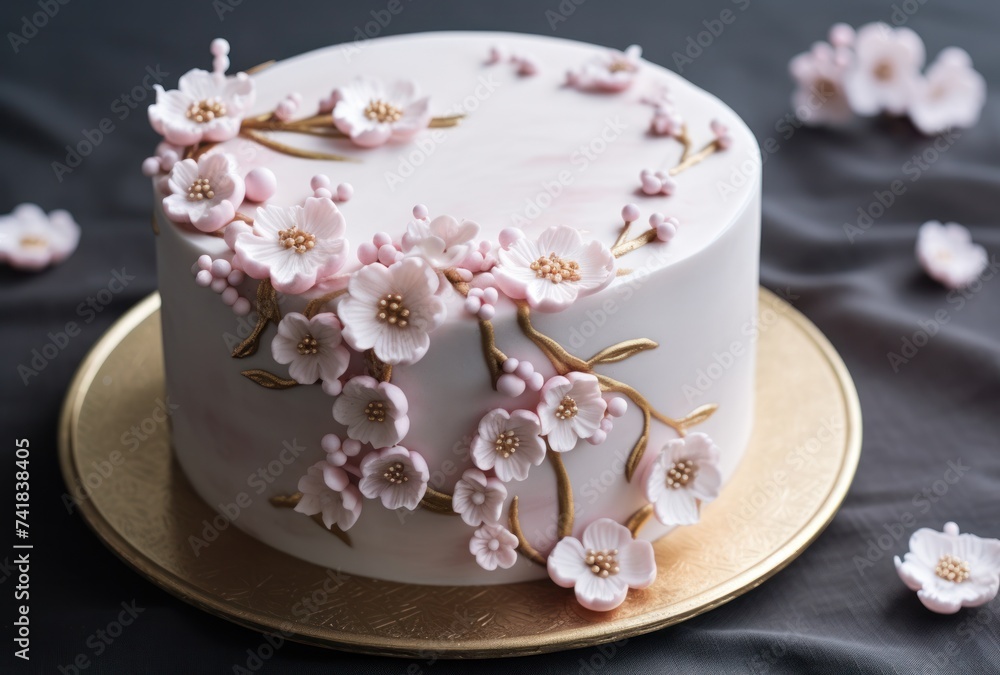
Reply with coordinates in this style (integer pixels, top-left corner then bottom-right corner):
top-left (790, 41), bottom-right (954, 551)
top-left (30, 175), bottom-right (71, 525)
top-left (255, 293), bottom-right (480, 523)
top-left (59, 289), bottom-right (861, 658)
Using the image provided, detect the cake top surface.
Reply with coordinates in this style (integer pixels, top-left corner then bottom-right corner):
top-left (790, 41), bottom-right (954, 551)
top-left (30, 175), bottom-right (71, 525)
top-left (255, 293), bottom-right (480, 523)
top-left (155, 31), bottom-right (759, 277)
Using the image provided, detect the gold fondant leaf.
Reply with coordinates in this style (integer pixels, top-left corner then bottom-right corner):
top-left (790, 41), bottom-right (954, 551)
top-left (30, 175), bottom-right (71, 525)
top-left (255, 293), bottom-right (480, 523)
top-left (240, 369), bottom-right (299, 389)
top-left (310, 515), bottom-right (353, 547)
top-left (677, 403), bottom-right (720, 430)
top-left (624, 407), bottom-right (651, 482)
top-left (625, 503), bottom-right (655, 537)
top-left (232, 279), bottom-right (281, 359)
top-left (240, 128), bottom-right (359, 163)
top-left (587, 338), bottom-right (659, 367)
top-left (420, 487), bottom-right (457, 515)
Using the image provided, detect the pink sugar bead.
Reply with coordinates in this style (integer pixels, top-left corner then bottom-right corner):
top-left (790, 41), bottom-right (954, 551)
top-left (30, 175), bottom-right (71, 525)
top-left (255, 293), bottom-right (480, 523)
top-left (659, 177), bottom-right (677, 196)
top-left (502, 358), bottom-right (519, 374)
top-left (587, 429), bottom-right (608, 446)
top-left (621, 203), bottom-right (640, 223)
top-left (656, 221), bottom-right (677, 242)
top-left (412, 204), bottom-right (429, 220)
top-left (641, 176), bottom-right (662, 195)
top-left (465, 296), bottom-right (482, 314)
top-left (357, 242), bottom-right (379, 265)
top-left (600, 417), bottom-right (614, 433)
top-left (454, 268), bottom-right (473, 282)
top-left (313, 187), bottom-right (333, 200)
top-left (342, 439), bottom-right (362, 456)
top-left (227, 269), bottom-right (244, 286)
top-left (497, 373), bottom-right (526, 397)
top-left (517, 57), bottom-right (539, 76)
top-left (486, 45), bottom-right (507, 64)
top-left (478, 304), bottom-right (495, 320)
top-left (210, 38), bottom-right (230, 56)
top-left (527, 372), bottom-right (544, 392)
top-left (467, 287), bottom-right (484, 299)
top-left (498, 228), bottom-right (522, 248)
top-left (197, 254), bottom-right (213, 270)
top-left (326, 450), bottom-right (347, 467)
top-left (336, 182), bottom-right (353, 202)
top-left (141, 157), bottom-right (160, 177)
top-left (515, 361), bottom-right (534, 379)
top-left (649, 212), bottom-right (665, 227)
top-left (373, 232), bottom-right (393, 248)
top-left (221, 287), bottom-right (239, 306)
top-left (232, 297), bottom-right (251, 315)
top-left (210, 278), bottom-right (228, 293)
top-left (211, 258), bottom-right (232, 278)
top-left (310, 174), bottom-right (331, 191)
top-left (377, 244), bottom-right (399, 266)
top-left (321, 433), bottom-right (341, 453)
top-left (195, 270), bottom-right (213, 287)
top-left (244, 167), bottom-right (277, 203)
top-left (607, 397), bottom-right (628, 418)
top-left (483, 287), bottom-right (499, 304)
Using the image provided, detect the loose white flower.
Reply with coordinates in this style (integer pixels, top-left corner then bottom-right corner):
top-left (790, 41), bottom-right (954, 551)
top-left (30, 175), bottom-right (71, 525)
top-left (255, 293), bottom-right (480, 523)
top-left (162, 153), bottom-right (245, 233)
top-left (0, 204), bottom-right (79, 271)
top-left (844, 22), bottom-right (924, 116)
top-left (895, 522), bottom-right (1000, 614)
top-left (332, 375), bottom-right (410, 449)
top-left (332, 77), bottom-right (431, 148)
top-left (235, 197), bottom-right (349, 295)
top-left (270, 312), bottom-right (350, 387)
top-left (149, 69), bottom-right (255, 146)
top-left (642, 432), bottom-right (722, 526)
top-left (452, 469), bottom-right (507, 526)
top-left (916, 221), bottom-right (987, 290)
top-left (339, 257), bottom-right (446, 365)
top-left (358, 446), bottom-right (429, 511)
top-left (294, 460), bottom-right (362, 531)
top-left (470, 523), bottom-right (519, 571)
top-left (537, 373), bottom-right (607, 452)
top-left (788, 41), bottom-right (854, 126)
top-left (547, 518), bottom-right (656, 612)
top-left (909, 48), bottom-right (986, 135)
top-left (494, 225), bottom-right (615, 312)
top-left (470, 409), bottom-right (546, 482)
top-left (402, 214), bottom-right (480, 268)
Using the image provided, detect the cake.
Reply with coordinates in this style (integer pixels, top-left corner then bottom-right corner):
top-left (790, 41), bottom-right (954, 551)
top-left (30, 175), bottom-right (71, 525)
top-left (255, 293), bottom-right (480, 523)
top-left (146, 31), bottom-right (760, 611)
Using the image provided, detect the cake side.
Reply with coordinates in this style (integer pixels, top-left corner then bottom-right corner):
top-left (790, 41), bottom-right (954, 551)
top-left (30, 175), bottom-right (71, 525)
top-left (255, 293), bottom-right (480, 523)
top-left (149, 32), bottom-right (761, 604)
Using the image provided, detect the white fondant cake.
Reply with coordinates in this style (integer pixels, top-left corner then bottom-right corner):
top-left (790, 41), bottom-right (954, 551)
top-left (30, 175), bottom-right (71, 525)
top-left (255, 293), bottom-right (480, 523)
top-left (149, 32), bottom-right (760, 609)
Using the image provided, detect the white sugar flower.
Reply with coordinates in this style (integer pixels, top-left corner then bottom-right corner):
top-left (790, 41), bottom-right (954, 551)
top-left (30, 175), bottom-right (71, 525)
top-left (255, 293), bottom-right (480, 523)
top-left (567, 45), bottom-right (643, 93)
top-left (788, 41), bottom-right (853, 126)
top-left (895, 522), bottom-right (1000, 614)
top-left (332, 77), bottom-right (431, 148)
top-left (452, 469), bottom-right (507, 526)
top-left (270, 312), bottom-right (350, 387)
top-left (294, 460), bottom-right (362, 531)
top-left (916, 221), bottom-right (988, 290)
top-left (0, 204), bottom-right (79, 271)
top-left (402, 214), bottom-right (480, 269)
top-left (339, 257), bottom-right (446, 365)
top-left (844, 22), bottom-right (924, 116)
top-left (358, 446), bottom-right (429, 511)
top-left (149, 69), bottom-right (255, 146)
top-left (494, 225), bottom-right (615, 312)
top-left (235, 197), bottom-right (349, 295)
top-left (909, 48), bottom-right (987, 136)
top-left (537, 373), bottom-right (607, 452)
top-left (332, 375), bottom-right (410, 449)
top-left (470, 523), bottom-right (519, 571)
top-left (642, 432), bottom-right (721, 526)
top-left (547, 518), bottom-right (656, 612)
top-left (162, 153), bottom-right (245, 233)
top-left (470, 409), bottom-right (546, 482)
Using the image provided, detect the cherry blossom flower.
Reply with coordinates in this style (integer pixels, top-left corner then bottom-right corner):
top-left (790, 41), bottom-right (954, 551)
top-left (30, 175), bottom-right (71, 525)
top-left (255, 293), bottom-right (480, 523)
top-left (642, 432), bottom-right (721, 526)
top-left (470, 409), bottom-right (546, 482)
top-left (332, 375), bottom-right (410, 449)
top-left (537, 373), bottom-right (607, 452)
top-left (844, 22), bottom-right (924, 116)
top-left (271, 312), bottom-right (350, 388)
top-left (401, 214), bottom-right (480, 269)
top-left (0, 204), bottom-right (80, 271)
top-left (916, 221), bottom-right (988, 290)
top-left (895, 522), bottom-right (1000, 614)
top-left (470, 523), bottom-right (519, 571)
top-left (358, 446), bottom-right (429, 511)
top-left (547, 518), bottom-right (656, 611)
top-left (149, 68), bottom-right (255, 146)
top-left (567, 45), bottom-right (643, 93)
top-left (649, 102), bottom-right (683, 137)
top-left (235, 196), bottom-right (349, 295)
top-left (339, 258), bottom-right (446, 365)
top-left (452, 469), bottom-right (508, 526)
top-left (789, 40), bottom-right (854, 126)
top-left (493, 225), bottom-right (615, 312)
top-left (909, 48), bottom-right (987, 135)
top-left (332, 77), bottom-right (431, 148)
top-left (162, 153), bottom-right (245, 233)
top-left (294, 460), bottom-right (363, 531)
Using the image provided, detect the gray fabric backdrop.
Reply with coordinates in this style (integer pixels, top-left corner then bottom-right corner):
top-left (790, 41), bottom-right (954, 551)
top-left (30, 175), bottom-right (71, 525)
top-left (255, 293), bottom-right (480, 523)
top-left (1, 0), bottom-right (998, 672)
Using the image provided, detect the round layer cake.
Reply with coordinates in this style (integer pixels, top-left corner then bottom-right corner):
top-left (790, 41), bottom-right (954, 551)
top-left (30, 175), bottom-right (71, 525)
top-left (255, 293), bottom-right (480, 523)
top-left (149, 31), bottom-right (760, 602)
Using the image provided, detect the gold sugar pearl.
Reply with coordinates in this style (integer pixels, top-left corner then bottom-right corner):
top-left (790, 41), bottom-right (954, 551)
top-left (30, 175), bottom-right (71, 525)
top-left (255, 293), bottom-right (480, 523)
top-left (383, 461), bottom-right (408, 485)
top-left (554, 396), bottom-right (578, 420)
top-left (365, 400), bottom-right (387, 423)
top-left (277, 225), bottom-right (316, 254)
top-left (666, 459), bottom-right (697, 489)
top-left (530, 252), bottom-right (581, 284)
top-left (186, 98), bottom-right (227, 123)
top-left (494, 430), bottom-right (520, 459)
top-left (935, 554), bottom-right (971, 583)
top-left (296, 334), bottom-right (318, 356)
top-left (584, 548), bottom-right (620, 578)
top-left (364, 98), bottom-right (403, 123)
top-left (187, 177), bottom-right (215, 201)
top-left (375, 293), bottom-right (410, 328)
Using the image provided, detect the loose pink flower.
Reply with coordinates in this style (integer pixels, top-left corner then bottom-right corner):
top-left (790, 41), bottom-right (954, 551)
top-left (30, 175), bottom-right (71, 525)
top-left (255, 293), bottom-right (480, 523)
top-left (0, 204), bottom-right (80, 271)
top-left (789, 41), bottom-right (854, 126)
top-left (909, 48), bottom-right (986, 135)
top-left (916, 221), bottom-right (988, 290)
top-left (844, 22), bottom-right (924, 116)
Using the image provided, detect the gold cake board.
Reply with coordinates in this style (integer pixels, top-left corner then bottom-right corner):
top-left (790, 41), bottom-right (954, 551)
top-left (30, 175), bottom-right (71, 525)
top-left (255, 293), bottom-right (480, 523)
top-left (58, 289), bottom-right (861, 659)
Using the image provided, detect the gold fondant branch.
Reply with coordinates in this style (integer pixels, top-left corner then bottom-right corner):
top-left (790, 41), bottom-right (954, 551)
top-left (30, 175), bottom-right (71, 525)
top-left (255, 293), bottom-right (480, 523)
top-left (303, 288), bottom-right (347, 318)
top-left (364, 349), bottom-right (392, 383)
top-left (269, 492), bottom-right (352, 546)
top-left (419, 486), bottom-right (457, 515)
top-left (515, 301), bottom-right (588, 374)
top-left (241, 369), bottom-right (299, 389)
top-left (612, 229), bottom-right (658, 258)
top-left (675, 124), bottom-right (694, 164)
top-left (239, 128), bottom-right (360, 163)
top-left (548, 448), bottom-right (574, 539)
top-left (508, 496), bottom-right (546, 567)
top-left (586, 338), bottom-right (658, 367)
top-left (624, 503), bottom-right (655, 537)
top-left (232, 279), bottom-right (282, 358)
top-left (444, 268), bottom-right (507, 387)
top-left (670, 138), bottom-right (724, 176)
